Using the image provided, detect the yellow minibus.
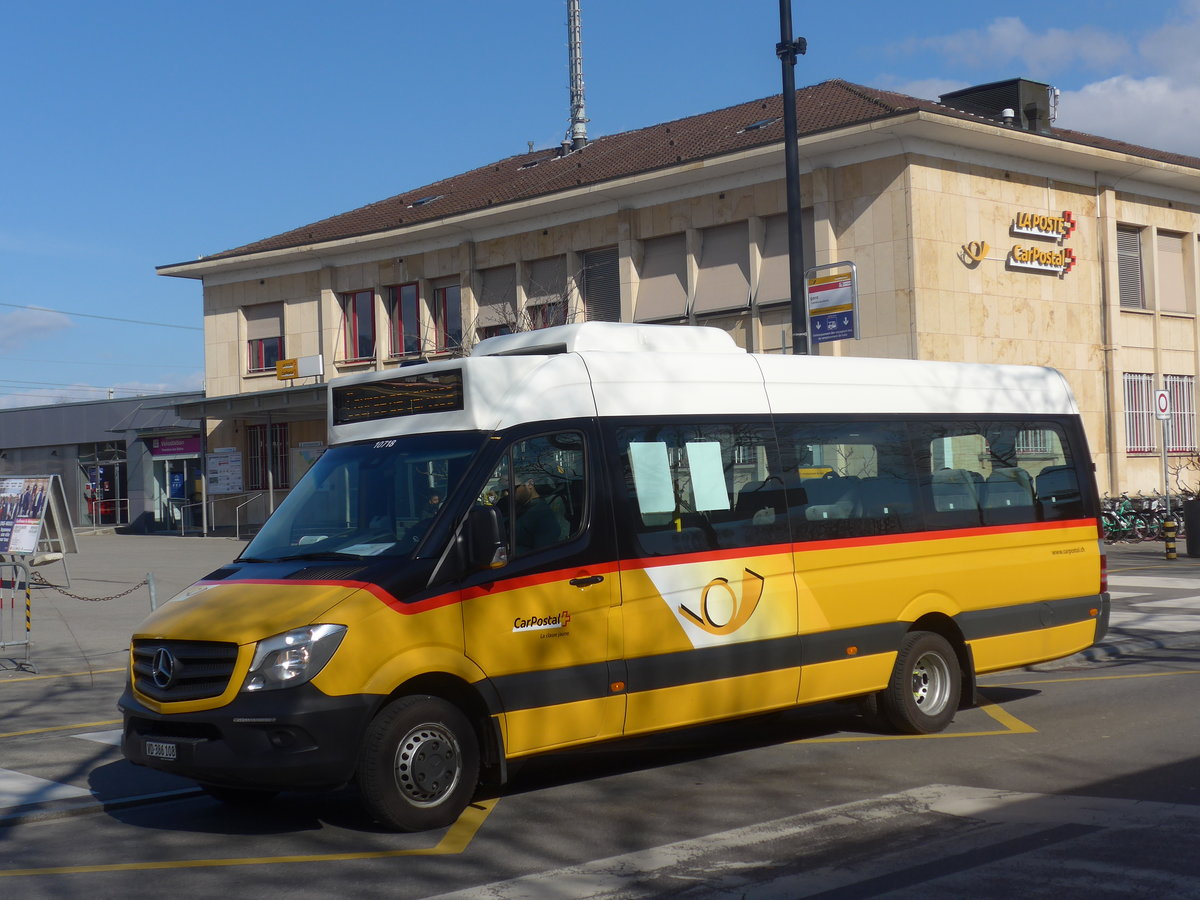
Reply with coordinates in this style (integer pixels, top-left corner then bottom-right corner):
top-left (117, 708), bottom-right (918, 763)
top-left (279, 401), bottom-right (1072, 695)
top-left (120, 323), bottom-right (1108, 831)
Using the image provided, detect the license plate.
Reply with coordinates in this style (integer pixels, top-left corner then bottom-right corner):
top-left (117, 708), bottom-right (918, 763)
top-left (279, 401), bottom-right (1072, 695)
top-left (145, 740), bottom-right (177, 761)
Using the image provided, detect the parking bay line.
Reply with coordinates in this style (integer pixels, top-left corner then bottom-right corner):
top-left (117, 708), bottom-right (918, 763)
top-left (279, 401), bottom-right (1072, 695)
top-left (793, 693), bottom-right (1036, 744)
top-left (0, 799), bottom-right (498, 878)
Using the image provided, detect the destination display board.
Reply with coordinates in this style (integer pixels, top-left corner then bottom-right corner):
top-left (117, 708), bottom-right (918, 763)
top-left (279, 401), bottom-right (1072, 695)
top-left (333, 371), bottom-right (465, 425)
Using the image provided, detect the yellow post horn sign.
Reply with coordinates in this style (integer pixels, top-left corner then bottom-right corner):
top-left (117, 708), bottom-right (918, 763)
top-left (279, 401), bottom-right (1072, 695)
top-left (962, 240), bottom-right (990, 262)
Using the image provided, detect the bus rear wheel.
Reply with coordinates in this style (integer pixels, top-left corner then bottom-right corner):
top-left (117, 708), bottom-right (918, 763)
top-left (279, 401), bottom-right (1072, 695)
top-left (357, 695), bottom-right (480, 832)
top-left (882, 631), bottom-right (961, 734)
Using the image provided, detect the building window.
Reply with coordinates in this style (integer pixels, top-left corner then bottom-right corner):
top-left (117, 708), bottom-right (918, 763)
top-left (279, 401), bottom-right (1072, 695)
top-left (581, 247), bottom-right (620, 322)
top-left (477, 323), bottom-right (513, 341)
top-left (387, 283), bottom-right (421, 357)
top-left (692, 222), bottom-right (751, 316)
top-left (432, 281), bottom-right (462, 351)
top-left (1123, 372), bottom-right (1155, 453)
top-left (526, 256), bottom-right (568, 331)
top-left (246, 423), bottom-right (290, 490)
top-left (1117, 225), bottom-right (1144, 309)
top-left (528, 299), bottom-right (567, 330)
top-left (634, 233), bottom-right (687, 322)
top-left (1165, 374), bottom-right (1197, 453)
top-left (244, 303), bottom-right (284, 373)
top-left (477, 266), bottom-right (516, 341)
top-left (340, 290), bottom-right (376, 362)
top-left (1157, 231), bottom-right (1189, 313)
top-left (757, 209), bottom-right (815, 307)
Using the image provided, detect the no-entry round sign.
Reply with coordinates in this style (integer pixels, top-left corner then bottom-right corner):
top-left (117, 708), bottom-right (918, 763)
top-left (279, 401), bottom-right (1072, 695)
top-left (1155, 389), bottom-right (1171, 420)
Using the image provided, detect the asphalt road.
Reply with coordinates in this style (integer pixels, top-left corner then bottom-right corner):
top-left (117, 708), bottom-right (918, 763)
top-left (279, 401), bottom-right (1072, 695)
top-left (0, 535), bottom-right (1197, 898)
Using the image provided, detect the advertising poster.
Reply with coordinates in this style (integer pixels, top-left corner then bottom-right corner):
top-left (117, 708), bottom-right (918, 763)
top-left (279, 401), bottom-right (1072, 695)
top-left (206, 452), bottom-right (244, 494)
top-left (0, 477), bottom-right (51, 554)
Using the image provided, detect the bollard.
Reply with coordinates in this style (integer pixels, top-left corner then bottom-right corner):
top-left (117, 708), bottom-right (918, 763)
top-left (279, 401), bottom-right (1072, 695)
top-left (148, 572), bottom-right (158, 611)
top-left (1164, 519), bottom-right (1178, 560)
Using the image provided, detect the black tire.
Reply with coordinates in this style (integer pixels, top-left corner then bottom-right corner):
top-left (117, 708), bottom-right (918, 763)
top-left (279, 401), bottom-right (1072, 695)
top-left (881, 631), bottom-right (961, 735)
top-left (357, 695), bottom-right (480, 832)
top-left (200, 783), bottom-right (280, 806)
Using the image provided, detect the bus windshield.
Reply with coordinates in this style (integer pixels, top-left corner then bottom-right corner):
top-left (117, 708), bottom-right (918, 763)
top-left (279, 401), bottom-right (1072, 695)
top-left (240, 432), bottom-right (486, 562)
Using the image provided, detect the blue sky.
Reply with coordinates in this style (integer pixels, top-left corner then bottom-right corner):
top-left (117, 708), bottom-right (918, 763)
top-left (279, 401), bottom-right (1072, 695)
top-left (3, 0), bottom-right (1199, 409)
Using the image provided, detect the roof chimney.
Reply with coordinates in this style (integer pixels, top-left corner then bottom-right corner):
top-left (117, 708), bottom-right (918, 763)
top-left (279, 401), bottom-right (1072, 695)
top-left (566, 0), bottom-right (589, 151)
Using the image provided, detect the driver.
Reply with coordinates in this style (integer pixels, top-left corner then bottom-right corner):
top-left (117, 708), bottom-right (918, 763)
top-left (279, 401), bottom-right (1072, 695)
top-left (513, 477), bottom-right (565, 555)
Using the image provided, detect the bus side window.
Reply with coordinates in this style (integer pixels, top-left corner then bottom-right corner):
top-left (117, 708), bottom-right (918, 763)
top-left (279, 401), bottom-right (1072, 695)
top-left (486, 431), bottom-right (586, 559)
top-left (1035, 465), bottom-right (1082, 519)
top-left (615, 423), bottom-right (787, 555)
top-left (778, 420), bottom-right (917, 541)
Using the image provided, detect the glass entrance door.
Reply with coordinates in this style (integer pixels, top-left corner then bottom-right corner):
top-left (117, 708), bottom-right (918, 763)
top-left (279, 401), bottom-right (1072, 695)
top-left (153, 457), bottom-right (202, 531)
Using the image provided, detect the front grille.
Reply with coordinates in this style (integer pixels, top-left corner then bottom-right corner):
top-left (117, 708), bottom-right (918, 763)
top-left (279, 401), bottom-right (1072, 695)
top-left (133, 639), bottom-right (239, 702)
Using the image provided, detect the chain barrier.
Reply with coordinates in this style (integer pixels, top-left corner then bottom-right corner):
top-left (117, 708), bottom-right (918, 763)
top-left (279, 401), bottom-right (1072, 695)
top-left (30, 570), bottom-right (149, 603)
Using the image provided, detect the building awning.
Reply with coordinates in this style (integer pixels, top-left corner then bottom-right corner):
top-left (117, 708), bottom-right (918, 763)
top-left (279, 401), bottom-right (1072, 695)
top-left (171, 384), bottom-right (327, 424)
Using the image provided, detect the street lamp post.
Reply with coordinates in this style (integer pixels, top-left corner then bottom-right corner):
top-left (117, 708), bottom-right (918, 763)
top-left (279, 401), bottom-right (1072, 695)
top-left (776, 1), bottom-right (808, 354)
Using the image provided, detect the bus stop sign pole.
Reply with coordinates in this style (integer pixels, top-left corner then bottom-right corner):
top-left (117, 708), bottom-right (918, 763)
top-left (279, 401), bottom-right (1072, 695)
top-left (1156, 388), bottom-right (1175, 559)
top-left (776, 1), bottom-right (808, 354)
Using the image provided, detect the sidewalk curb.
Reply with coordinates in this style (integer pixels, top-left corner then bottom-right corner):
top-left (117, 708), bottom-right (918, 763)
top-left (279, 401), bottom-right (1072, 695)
top-left (1027, 629), bottom-right (1200, 671)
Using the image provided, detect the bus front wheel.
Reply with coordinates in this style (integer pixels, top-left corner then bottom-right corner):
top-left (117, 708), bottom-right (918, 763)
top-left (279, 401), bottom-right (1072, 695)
top-left (882, 631), bottom-right (961, 735)
top-left (357, 694), bottom-right (480, 832)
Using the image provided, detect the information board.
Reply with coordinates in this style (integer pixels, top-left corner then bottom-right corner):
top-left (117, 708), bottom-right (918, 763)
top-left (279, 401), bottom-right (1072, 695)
top-left (805, 261), bottom-right (859, 346)
top-left (206, 452), bottom-right (244, 495)
top-left (0, 475), bottom-right (75, 556)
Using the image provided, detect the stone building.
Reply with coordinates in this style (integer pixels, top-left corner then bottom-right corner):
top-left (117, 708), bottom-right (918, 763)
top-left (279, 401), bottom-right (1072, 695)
top-left (160, 78), bottom-right (1200, 524)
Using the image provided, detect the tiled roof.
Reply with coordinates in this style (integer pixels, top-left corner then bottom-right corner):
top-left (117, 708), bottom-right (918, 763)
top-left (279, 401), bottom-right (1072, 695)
top-left (201, 79), bottom-right (1200, 263)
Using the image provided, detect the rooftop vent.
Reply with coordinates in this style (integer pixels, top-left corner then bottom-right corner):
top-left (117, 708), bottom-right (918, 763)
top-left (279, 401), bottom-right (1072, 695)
top-left (939, 78), bottom-right (1057, 135)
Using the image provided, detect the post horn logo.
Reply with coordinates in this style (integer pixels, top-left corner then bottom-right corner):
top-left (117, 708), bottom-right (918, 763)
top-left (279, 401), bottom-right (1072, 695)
top-left (678, 568), bottom-right (765, 636)
top-left (962, 240), bottom-right (990, 263)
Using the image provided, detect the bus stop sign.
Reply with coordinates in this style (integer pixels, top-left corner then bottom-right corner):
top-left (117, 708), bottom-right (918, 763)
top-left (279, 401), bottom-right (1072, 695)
top-left (805, 262), bottom-right (859, 346)
top-left (1156, 389), bottom-right (1171, 421)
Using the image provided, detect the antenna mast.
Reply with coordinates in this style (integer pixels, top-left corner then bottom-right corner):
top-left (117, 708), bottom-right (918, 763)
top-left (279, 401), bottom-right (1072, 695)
top-left (566, 0), bottom-right (589, 151)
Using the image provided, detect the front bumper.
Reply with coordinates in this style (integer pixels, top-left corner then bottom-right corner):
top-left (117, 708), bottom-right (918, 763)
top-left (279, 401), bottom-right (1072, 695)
top-left (119, 683), bottom-right (377, 790)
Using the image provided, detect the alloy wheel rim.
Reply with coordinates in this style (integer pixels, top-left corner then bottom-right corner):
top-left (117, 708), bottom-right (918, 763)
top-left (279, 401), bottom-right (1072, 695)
top-left (910, 651), bottom-right (952, 716)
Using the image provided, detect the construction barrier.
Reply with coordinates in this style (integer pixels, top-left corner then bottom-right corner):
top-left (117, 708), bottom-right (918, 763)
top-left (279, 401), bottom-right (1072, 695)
top-left (0, 558), bottom-right (34, 673)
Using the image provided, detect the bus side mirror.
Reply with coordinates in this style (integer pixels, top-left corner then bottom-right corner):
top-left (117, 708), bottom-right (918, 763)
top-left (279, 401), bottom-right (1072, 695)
top-left (465, 505), bottom-right (507, 571)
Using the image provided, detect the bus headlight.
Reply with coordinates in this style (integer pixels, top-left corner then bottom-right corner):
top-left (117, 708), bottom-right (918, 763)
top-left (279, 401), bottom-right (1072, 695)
top-left (242, 624), bottom-right (347, 692)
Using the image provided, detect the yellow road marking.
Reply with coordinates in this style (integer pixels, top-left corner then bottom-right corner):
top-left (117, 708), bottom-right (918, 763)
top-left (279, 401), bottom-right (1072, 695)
top-left (983, 669), bottom-right (1200, 687)
top-left (0, 667), bottom-right (124, 684)
top-left (975, 694), bottom-right (1037, 733)
top-left (1109, 562), bottom-right (1200, 573)
top-left (796, 692), bottom-right (1036, 743)
top-left (0, 799), bottom-right (498, 877)
top-left (0, 719), bottom-right (121, 740)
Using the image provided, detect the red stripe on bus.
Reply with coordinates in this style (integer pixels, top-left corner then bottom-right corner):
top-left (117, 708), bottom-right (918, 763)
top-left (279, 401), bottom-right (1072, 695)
top-left (198, 518), bottom-right (1098, 616)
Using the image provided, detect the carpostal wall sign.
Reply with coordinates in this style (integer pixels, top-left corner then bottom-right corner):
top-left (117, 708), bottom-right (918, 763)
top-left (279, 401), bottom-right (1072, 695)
top-left (962, 209), bottom-right (1078, 277)
top-left (1008, 209), bottom-right (1077, 276)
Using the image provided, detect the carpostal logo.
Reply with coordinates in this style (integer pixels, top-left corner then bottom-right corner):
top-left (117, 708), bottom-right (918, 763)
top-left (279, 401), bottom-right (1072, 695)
top-left (646, 563), bottom-right (770, 649)
top-left (513, 610), bottom-right (572, 633)
top-left (1012, 210), bottom-right (1077, 241)
top-left (1008, 244), bottom-right (1077, 275)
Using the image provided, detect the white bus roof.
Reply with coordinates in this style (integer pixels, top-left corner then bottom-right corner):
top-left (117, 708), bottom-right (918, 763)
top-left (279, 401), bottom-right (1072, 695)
top-left (328, 323), bottom-right (1078, 444)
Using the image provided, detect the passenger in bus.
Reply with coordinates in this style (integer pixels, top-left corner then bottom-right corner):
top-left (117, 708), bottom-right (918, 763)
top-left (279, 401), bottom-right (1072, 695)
top-left (514, 477), bottom-right (567, 554)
